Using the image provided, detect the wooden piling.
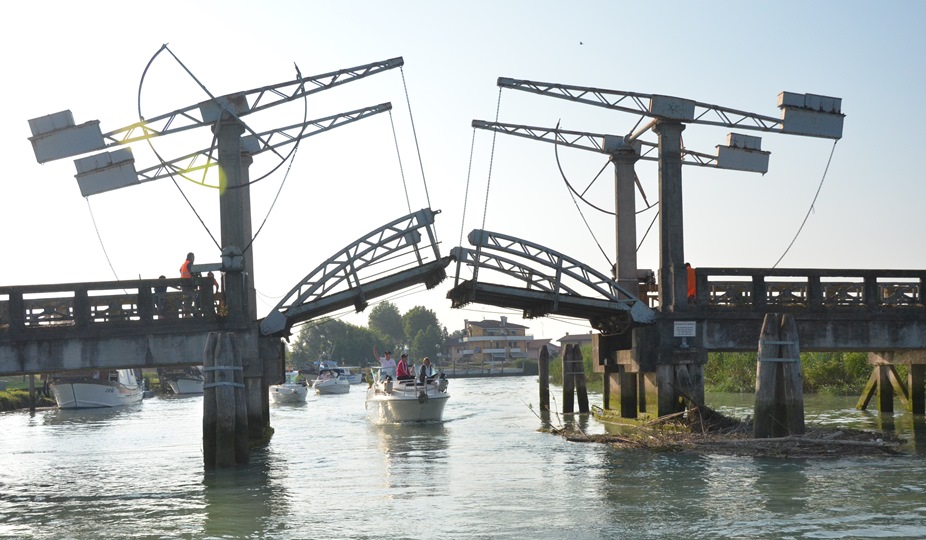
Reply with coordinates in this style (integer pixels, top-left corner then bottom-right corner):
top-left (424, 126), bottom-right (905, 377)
top-left (203, 331), bottom-right (248, 469)
top-left (754, 313), bottom-right (805, 438)
top-left (539, 345), bottom-right (550, 412)
top-left (911, 365), bottom-right (925, 415)
top-left (563, 344), bottom-right (575, 414)
top-left (573, 345), bottom-right (589, 414)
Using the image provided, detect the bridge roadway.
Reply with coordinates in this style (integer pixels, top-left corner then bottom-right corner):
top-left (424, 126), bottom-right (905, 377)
top-left (0, 277), bottom-right (249, 376)
top-left (682, 267), bottom-right (926, 356)
top-left (2, 268), bottom-right (926, 378)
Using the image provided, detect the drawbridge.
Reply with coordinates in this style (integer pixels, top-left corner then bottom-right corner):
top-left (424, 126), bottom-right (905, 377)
top-left (259, 208), bottom-right (452, 338)
top-left (447, 229), bottom-right (655, 336)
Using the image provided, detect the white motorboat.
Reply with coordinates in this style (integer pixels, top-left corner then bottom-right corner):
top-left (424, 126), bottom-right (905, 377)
top-left (336, 366), bottom-right (365, 384)
top-left (365, 367), bottom-right (449, 424)
top-left (49, 369), bottom-right (144, 409)
top-left (158, 366), bottom-right (204, 395)
top-left (313, 368), bottom-right (351, 395)
top-left (270, 371), bottom-right (309, 404)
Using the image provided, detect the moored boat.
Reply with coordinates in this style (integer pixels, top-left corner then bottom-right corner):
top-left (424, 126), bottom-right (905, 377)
top-left (49, 369), bottom-right (144, 409)
top-left (334, 366), bottom-right (364, 384)
top-left (270, 370), bottom-right (309, 404)
top-left (158, 366), bottom-right (204, 395)
top-left (313, 368), bottom-right (351, 395)
top-left (365, 367), bottom-right (449, 424)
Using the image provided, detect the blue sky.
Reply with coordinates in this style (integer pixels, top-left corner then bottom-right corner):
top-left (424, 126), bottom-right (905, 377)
top-left (3, 1), bottom-right (924, 345)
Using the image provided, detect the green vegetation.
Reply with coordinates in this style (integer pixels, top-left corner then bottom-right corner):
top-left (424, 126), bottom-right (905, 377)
top-left (704, 351), bottom-right (877, 395)
top-left (0, 379), bottom-right (56, 411)
top-left (287, 301), bottom-right (451, 369)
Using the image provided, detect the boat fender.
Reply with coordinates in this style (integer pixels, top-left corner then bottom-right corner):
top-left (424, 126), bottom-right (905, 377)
top-left (384, 381), bottom-right (393, 394)
top-left (418, 390), bottom-right (428, 404)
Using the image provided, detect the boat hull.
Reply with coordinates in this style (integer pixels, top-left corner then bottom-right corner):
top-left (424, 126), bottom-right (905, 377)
top-left (270, 383), bottom-right (309, 404)
top-left (168, 377), bottom-right (204, 395)
top-left (315, 381), bottom-right (350, 395)
top-left (50, 370), bottom-right (143, 409)
top-left (365, 384), bottom-right (449, 424)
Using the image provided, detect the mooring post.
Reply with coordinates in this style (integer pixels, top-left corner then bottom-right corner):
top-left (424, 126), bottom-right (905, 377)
top-left (539, 345), bottom-right (550, 412)
top-left (203, 331), bottom-right (248, 469)
top-left (910, 364), bottom-right (925, 415)
top-left (563, 344), bottom-right (575, 414)
top-left (754, 313), bottom-right (805, 438)
top-left (573, 345), bottom-right (589, 413)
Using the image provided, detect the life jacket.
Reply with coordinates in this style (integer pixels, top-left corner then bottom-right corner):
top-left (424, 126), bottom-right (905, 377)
top-left (180, 260), bottom-right (193, 279)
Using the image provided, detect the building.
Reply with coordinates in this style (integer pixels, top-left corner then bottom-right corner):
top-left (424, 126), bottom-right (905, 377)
top-left (451, 316), bottom-right (532, 365)
top-left (557, 331), bottom-right (594, 351)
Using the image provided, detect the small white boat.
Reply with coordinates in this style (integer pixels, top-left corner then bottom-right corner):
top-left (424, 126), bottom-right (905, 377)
top-left (270, 371), bottom-right (309, 404)
top-left (158, 366), bottom-right (204, 395)
top-left (313, 368), bottom-right (351, 395)
top-left (49, 369), bottom-right (144, 409)
top-left (335, 366), bottom-right (364, 384)
top-left (365, 367), bottom-right (449, 424)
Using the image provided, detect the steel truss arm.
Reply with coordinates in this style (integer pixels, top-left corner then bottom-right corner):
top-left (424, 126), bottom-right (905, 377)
top-left (497, 77), bottom-right (785, 134)
top-left (135, 103), bottom-right (392, 184)
top-left (472, 120), bottom-right (720, 167)
top-left (103, 57), bottom-right (404, 146)
top-left (260, 208), bottom-right (448, 337)
top-left (448, 229), bottom-right (655, 333)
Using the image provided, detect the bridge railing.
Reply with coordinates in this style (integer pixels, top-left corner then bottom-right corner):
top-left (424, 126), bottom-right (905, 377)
top-left (0, 277), bottom-right (218, 339)
top-left (691, 268), bottom-right (926, 311)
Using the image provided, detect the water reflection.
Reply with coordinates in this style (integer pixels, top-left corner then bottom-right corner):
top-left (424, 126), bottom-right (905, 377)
top-left (372, 423), bottom-right (450, 495)
top-left (202, 452), bottom-right (286, 538)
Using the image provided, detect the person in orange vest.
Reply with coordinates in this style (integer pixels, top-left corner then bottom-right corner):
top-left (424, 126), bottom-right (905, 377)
top-left (180, 252), bottom-right (196, 313)
top-left (685, 262), bottom-right (697, 303)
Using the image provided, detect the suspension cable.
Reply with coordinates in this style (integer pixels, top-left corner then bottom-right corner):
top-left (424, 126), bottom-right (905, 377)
top-left (480, 88), bottom-right (503, 230)
top-left (399, 67), bottom-right (432, 210)
top-left (459, 128), bottom-right (478, 247)
top-left (389, 110), bottom-right (412, 214)
top-left (772, 140), bottom-right (838, 268)
top-left (85, 198), bottom-right (121, 282)
top-left (637, 209), bottom-right (659, 252)
top-left (243, 141), bottom-right (302, 256)
top-left (554, 132), bottom-right (612, 268)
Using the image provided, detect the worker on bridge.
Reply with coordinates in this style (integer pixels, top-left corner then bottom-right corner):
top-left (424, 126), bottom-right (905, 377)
top-left (180, 252), bottom-right (196, 314)
top-left (685, 262), bottom-right (697, 303)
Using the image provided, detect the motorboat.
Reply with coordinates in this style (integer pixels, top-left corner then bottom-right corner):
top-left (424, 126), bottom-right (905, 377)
top-left (49, 369), bottom-right (144, 409)
top-left (334, 366), bottom-right (364, 384)
top-left (365, 367), bottom-right (449, 424)
top-left (157, 366), bottom-right (204, 395)
top-left (270, 370), bottom-right (309, 404)
top-left (313, 368), bottom-right (351, 395)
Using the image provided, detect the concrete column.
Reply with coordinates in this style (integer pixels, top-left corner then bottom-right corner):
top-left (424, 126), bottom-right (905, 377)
top-left (653, 121), bottom-right (687, 313)
top-left (215, 119), bottom-right (248, 324)
top-left (611, 143), bottom-right (641, 296)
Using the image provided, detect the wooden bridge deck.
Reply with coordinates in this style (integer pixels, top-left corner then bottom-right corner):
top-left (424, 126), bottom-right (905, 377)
top-left (2, 267), bottom-right (926, 376)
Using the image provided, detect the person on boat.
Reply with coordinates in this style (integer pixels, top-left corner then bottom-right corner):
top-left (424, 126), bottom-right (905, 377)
top-left (373, 347), bottom-right (396, 379)
top-left (396, 353), bottom-right (413, 381)
top-left (418, 357), bottom-right (435, 385)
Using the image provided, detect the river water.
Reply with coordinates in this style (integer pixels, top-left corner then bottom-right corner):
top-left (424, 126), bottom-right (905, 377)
top-left (2, 376), bottom-right (926, 539)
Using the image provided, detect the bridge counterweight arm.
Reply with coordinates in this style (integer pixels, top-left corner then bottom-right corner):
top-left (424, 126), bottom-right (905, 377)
top-left (497, 77), bottom-right (792, 136)
top-left (472, 120), bottom-right (722, 168)
top-left (102, 57), bottom-right (404, 147)
top-left (134, 103), bottom-right (392, 185)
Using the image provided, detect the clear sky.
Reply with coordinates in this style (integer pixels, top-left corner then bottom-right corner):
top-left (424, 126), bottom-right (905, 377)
top-left (3, 1), bottom-right (924, 347)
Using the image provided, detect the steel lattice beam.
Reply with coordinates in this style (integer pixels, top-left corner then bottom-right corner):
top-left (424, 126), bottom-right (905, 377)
top-left (135, 103), bottom-right (392, 185)
top-left (448, 229), bottom-right (655, 334)
top-left (103, 57), bottom-right (404, 146)
top-left (260, 208), bottom-right (447, 336)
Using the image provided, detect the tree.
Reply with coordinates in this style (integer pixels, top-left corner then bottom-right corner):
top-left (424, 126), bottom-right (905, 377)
top-left (288, 318), bottom-right (387, 369)
top-left (410, 324), bottom-right (444, 364)
top-left (402, 306), bottom-right (440, 345)
top-left (368, 301), bottom-right (404, 349)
